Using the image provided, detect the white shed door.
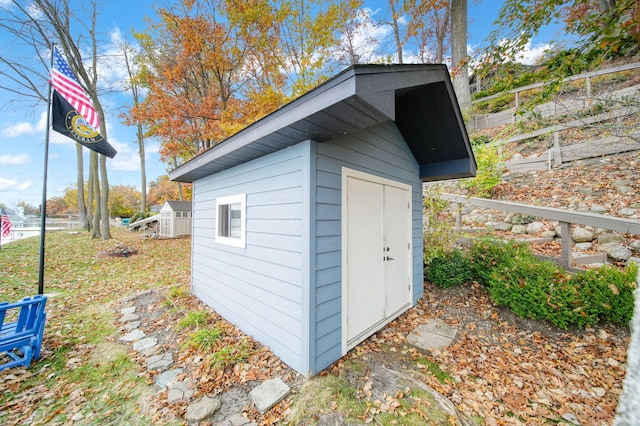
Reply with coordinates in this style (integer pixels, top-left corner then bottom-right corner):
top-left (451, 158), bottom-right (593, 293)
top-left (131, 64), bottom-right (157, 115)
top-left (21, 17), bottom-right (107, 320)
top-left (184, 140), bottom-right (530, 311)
top-left (343, 169), bottom-right (412, 352)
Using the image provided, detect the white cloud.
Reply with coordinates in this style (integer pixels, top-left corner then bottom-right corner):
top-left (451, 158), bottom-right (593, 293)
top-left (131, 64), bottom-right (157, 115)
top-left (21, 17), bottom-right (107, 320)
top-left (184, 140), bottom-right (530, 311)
top-left (517, 41), bottom-right (551, 65)
top-left (0, 176), bottom-right (33, 192)
top-left (2, 110), bottom-right (47, 138)
top-left (0, 154), bottom-right (30, 165)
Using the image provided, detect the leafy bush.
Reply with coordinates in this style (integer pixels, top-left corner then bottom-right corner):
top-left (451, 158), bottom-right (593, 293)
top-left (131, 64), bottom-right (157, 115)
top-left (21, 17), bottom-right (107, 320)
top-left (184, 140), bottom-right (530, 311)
top-left (469, 238), bottom-right (638, 329)
top-left (461, 144), bottom-right (504, 197)
top-left (425, 249), bottom-right (474, 288)
top-left (470, 134), bottom-right (491, 146)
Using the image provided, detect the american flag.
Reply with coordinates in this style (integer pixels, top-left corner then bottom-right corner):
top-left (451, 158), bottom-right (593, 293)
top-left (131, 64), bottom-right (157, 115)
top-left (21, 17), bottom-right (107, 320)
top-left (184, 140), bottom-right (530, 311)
top-left (51, 47), bottom-right (100, 130)
top-left (1, 208), bottom-right (12, 238)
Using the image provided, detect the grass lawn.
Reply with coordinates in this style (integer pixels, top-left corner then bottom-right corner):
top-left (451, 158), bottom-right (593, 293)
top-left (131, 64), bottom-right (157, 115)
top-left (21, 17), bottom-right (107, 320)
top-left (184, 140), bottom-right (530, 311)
top-left (0, 227), bottom-right (191, 425)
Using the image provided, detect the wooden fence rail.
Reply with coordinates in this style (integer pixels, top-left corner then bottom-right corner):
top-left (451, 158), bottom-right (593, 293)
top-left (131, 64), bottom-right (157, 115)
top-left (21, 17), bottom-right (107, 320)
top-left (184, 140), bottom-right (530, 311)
top-left (440, 193), bottom-right (640, 271)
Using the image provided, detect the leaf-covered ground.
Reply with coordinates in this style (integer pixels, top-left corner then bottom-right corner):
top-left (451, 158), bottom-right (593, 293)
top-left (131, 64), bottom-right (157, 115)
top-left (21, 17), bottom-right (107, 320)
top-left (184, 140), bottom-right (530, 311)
top-left (0, 224), bottom-right (633, 425)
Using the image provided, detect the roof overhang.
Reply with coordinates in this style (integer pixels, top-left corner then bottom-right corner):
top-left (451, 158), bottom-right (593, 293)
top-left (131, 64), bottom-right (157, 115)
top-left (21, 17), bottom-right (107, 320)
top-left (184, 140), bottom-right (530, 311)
top-left (170, 64), bottom-right (476, 183)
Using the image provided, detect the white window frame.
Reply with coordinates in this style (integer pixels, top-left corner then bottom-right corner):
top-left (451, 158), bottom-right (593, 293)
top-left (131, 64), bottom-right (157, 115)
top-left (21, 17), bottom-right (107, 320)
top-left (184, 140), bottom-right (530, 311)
top-left (215, 194), bottom-right (246, 248)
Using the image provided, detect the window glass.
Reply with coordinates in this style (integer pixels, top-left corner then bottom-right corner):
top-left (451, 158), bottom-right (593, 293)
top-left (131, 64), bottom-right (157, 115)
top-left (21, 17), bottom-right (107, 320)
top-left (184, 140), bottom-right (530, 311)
top-left (215, 194), bottom-right (246, 248)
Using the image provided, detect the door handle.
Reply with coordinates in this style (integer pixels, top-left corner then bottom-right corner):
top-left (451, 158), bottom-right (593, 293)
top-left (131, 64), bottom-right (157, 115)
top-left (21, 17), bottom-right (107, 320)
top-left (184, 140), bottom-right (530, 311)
top-left (384, 256), bottom-right (395, 261)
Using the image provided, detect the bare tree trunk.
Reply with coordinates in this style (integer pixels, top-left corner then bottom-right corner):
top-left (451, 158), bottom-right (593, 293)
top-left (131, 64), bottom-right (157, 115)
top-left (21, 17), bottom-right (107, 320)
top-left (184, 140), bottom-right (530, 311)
top-left (389, 0), bottom-right (403, 63)
top-left (138, 125), bottom-right (147, 214)
top-left (99, 155), bottom-right (111, 239)
top-left (90, 151), bottom-right (101, 239)
top-left (451, 0), bottom-right (472, 125)
top-left (76, 144), bottom-right (88, 230)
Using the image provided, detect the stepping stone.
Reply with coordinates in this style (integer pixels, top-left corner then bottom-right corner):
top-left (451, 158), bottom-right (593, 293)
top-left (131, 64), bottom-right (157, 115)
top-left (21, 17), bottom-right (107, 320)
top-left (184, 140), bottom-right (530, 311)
top-left (250, 378), bottom-right (290, 413)
top-left (408, 319), bottom-right (458, 351)
top-left (119, 313), bottom-right (140, 323)
top-left (124, 321), bottom-right (141, 331)
top-left (168, 380), bottom-right (195, 403)
top-left (186, 396), bottom-right (221, 422)
top-left (119, 329), bottom-right (145, 342)
top-left (156, 368), bottom-right (184, 389)
top-left (121, 306), bottom-right (136, 315)
top-left (223, 414), bottom-right (256, 426)
top-left (133, 336), bottom-right (158, 352)
top-left (147, 353), bottom-right (174, 371)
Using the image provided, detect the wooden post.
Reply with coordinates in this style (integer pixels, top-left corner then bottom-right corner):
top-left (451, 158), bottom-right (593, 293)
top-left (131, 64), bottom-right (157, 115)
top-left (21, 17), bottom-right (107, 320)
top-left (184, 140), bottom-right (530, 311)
top-left (560, 221), bottom-right (572, 270)
top-left (553, 131), bottom-right (562, 166)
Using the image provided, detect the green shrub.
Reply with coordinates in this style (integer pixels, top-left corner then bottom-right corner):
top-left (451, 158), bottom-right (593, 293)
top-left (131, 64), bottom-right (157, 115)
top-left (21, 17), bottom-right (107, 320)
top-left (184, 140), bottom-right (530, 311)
top-left (461, 144), bottom-right (504, 197)
top-left (469, 239), bottom-right (533, 284)
top-left (569, 263), bottom-right (637, 327)
top-left (469, 238), bottom-right (638, 329)
top-left (426, 249), bottom-right (473, 288)
top-left (470, 134), bottom-right (491, 146)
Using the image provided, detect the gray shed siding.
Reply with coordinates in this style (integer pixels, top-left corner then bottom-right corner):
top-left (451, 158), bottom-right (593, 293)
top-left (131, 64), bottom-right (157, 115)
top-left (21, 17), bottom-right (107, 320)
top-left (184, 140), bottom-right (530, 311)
top-left (191, 142), bottom-right (312, 373)
top-left (312, 121), bottom-right (423, 373)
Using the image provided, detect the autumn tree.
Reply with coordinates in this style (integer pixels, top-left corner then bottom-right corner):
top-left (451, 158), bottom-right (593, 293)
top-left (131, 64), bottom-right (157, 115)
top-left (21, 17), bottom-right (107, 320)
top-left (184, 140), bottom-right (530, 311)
top-left (109, 185), bottom-right (141, 218)
top-left (130, 0), bottom-right (288, 167)
top-left (147, 175), bottom-right (192, 206)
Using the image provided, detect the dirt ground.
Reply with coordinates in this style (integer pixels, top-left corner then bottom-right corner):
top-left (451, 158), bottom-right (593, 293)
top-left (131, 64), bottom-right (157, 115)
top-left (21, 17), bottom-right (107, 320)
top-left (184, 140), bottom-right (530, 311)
top-left (125, 280), bottom-right (630, 425)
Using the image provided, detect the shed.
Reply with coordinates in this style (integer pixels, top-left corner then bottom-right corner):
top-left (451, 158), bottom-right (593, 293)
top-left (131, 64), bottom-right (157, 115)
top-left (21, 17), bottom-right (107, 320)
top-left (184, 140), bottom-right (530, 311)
top-left (159, 200), bottom-right (193, 238)
top-left (169, 64), bottom-right (476, 376)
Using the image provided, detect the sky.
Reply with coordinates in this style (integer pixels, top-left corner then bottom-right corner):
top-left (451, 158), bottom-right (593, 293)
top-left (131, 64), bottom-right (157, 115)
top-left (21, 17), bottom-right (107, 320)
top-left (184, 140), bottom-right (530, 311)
top-left (0, 0), bottom-right (566, 209)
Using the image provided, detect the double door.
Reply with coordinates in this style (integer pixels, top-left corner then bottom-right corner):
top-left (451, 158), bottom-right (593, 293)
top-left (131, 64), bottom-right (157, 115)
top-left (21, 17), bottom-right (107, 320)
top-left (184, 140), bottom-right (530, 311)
top-left (342, 169), bottom-right (412, 351)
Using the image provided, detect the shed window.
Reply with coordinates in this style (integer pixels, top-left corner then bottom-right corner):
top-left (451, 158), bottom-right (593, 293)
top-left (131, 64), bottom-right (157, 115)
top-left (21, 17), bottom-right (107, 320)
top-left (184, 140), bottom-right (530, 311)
top-left (216, 194), bottom-right (246, 248)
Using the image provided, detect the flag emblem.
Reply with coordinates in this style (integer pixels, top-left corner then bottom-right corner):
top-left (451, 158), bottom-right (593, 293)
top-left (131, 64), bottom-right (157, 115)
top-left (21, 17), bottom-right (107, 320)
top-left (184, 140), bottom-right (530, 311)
top-left (51, 47), bottom-right (100, 129)
top-left (50, 47), bottom-right (117, 158)
top-left (52, 91), bottom-right (117, 158)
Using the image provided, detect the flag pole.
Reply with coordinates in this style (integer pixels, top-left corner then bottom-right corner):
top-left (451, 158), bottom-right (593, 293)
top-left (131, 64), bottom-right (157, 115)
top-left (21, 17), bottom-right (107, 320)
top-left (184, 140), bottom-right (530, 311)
top-left (38, 42), bottom-right (55, 295)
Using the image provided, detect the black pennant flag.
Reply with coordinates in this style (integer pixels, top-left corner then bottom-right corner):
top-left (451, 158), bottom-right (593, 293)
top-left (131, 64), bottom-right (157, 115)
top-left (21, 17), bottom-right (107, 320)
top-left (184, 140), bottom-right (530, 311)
top-left (51, 91), bottom-right (117, 158)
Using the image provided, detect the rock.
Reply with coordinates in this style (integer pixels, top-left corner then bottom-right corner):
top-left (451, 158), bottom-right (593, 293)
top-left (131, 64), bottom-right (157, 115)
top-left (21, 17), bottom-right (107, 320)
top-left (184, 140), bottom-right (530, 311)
top-left (617, 186), bottom-right (633, 194)
top-left (541, 230), bottom-right (556, 239)
top-left (630, 240), bottom-right (640, 253)
top-left (186, 396), bottom-right (221, 422)
top-left (598, 243), bottom-right (632, 262)
top-left (554, 225), bottom-right (562, 237)
top-left (598, 233), bottom-right (626, 245)
top-left (494, 222), bottom-right (512, 231)
top-left (526, 221), bottom-right (545, 235)
top-left (118, 313), bottom-right (140, 323)
top-left (168, 380), bottom-right (195, 403)
top-left (574, 242), bottom-right (593, 251)
top-left (572, 227), bottom-right (594, 243)
top-left (147, 353), bottom-right (174, 371)
top-left (119, 329), bottom-right (145, 342)
top-left (121, 306), bottom-right (136, 315)
top-left (124, 321), bottom-right (141, 331)
top-left (618, 208), bottom-right (636, 217)
top-left (590, 204), bottom-right (608, 213)
top-left (250, 378), bottom-right (291, 413)
top-left (132, 336), bottom-right (158, 352)
top-left (156, 368), bottom-right (184, 389)
top-left (224, 414), bottom-right (254, 426)
top-left (511, 225), bottom-right (526, 234)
